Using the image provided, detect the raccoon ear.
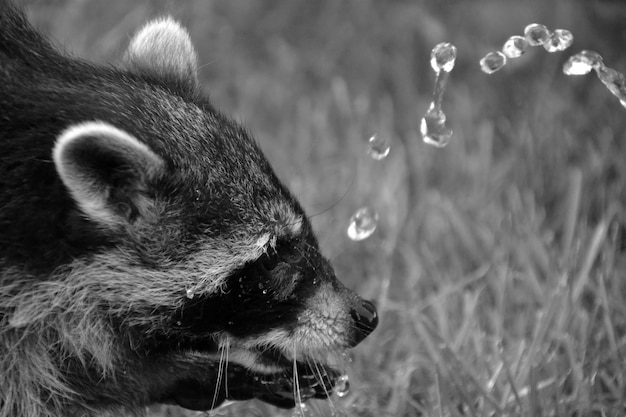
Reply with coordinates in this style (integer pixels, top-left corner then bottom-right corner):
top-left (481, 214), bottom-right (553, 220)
top-left (125, 17), bottom-right (198, 93)
top-left (53, 121), bottom-right (165, 228)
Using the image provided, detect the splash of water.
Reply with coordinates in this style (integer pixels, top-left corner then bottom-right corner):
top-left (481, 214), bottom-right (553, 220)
top-left (421, 42), bottom-right (456, 147)
top-left (482, 23), bottom-right (573, 75)
top-left (564, 50), bottom-right (626, 108)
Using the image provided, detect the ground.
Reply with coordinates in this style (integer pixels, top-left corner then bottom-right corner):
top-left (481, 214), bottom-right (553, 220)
top-left (22, 0), bottom-right (626, 415)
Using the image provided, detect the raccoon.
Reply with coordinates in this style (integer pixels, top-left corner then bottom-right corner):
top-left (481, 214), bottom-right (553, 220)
top-left (0, 2), bottom-right (378, 417)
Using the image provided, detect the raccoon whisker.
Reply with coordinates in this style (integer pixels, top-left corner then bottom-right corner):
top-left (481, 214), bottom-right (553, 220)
top-left (306, 163), bottom-right (357, 220)
top-left (292, 342), bottom-right (304, 413)
top-left (293, 242), bottom-right (317, 272)
top-left (1, 4), bottom-right (378, 414)
top-left (311, 359), bottom-right (332, 397)
top-left (209, 338), bottom-right (229, 414)
top-left (223, 341), bottom-right (230, 400)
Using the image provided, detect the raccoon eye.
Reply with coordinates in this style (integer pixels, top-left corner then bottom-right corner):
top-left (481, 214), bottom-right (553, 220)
top-left (258, 239), bottom-right (289, 272)
top-left (258, 250), bottom-right (279, 272)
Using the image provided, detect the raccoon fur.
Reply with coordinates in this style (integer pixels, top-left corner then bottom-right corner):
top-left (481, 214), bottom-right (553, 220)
top-left (0, 2), bottom-right (378, 416)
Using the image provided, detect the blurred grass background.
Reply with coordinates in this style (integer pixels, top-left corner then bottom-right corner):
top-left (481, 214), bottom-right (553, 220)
top-left (19, 0), bottom-right (626, 415)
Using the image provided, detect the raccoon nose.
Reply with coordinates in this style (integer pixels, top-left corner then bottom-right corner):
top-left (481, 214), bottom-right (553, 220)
top-left (349, 299), bottom-right (378, 347)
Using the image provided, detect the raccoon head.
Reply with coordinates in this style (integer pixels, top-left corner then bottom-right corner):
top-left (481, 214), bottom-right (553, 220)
top-left (3, 16), bottom-right (378, 413)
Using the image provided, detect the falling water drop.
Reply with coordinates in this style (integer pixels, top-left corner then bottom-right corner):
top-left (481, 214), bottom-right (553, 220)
top-left (524, 23), bottom-right (551, 46)
top-left (564, 50), bottom-right (626, 109)
top-left (367, 133), bottom-right (390, 160)
top-left (292, 403), bottom-right (313, 417)
top-left (563, 50), bottom-right (603, 75)
top-left (543, 28), bottom-right (573, 53)
top-left (347, 207), bottom-right (379, 241)
top-left (563, 55), bottom-right (594, 75)
top-left (334, 374), bottom-right (351, 398)
top-left (421, 42), bottom-right (456, 147)
top-left (502, 35), bottom-right (528, 58)
top-left (420, 104), bottom-right (452, 147)
top-left (480, 51), bottom-right (507, 74)
top-left (430, 42), bottom-right (457, 73)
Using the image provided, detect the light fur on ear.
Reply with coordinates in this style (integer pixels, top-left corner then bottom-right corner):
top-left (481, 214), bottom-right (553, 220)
top-left (125, 17), bottom-right (198, 93)
top-left (53, 121), bottom-right (164, 228)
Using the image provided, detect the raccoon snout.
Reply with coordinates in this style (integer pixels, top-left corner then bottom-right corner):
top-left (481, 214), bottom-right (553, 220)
top-left (349, 299), bottom-right (378, 347)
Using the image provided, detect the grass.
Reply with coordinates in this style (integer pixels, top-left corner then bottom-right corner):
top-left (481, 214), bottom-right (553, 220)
top-left (22, 0), bottom-right (626, 415)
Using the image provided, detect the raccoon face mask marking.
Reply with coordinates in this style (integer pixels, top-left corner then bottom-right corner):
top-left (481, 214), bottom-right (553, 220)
top-left (0, 3), bottom-right (378, 416)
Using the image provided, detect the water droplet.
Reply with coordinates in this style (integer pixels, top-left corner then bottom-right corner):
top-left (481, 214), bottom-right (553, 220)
top-left (367, 133), bottom-right (390, 160)
top-left (422, 42), bottom-right (455, 148)
top-left (564, 50), bottom-right (604, 76)
top-left (430, 42), bottom-right (457, 73)
top-left (185, 288), bottom-right (195, 299)
top-left (563, 55), bottom-right (594, 75)
top-left (334, 374), bottom-right (350, 398)
top-left (480, 51), bottom-right (507, 74)
top-left (421, 105), bottom-right (453, 147)
top-left (555, 29), bottom-right (573, 49)
top-left (524, 23), bottom-right (551, 46)
top-left (347, 207), bottom-right (379, 241)
top-left (543, 29), bottom-right (573, 53)
top-left (502, 35), bottom-right (528, 58)
top-left (292, 403), bottom-right (313, 417)
top-left (262, 289), bottom-right (268, 295)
